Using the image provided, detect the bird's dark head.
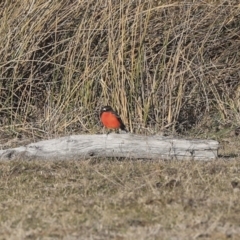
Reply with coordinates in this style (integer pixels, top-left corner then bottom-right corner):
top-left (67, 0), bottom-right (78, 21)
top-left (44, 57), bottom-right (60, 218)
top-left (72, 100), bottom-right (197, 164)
top-left (101, 106), bottom-right (113, 112)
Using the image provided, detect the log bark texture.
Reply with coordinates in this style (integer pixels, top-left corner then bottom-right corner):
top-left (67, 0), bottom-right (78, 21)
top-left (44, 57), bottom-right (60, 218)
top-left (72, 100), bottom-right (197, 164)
top-left (0, 134), bottom-right (219, 161)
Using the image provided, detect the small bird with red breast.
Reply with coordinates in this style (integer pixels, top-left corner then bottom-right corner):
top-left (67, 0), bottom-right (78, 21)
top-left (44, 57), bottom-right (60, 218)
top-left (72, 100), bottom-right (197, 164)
top-left (100, 106), bottom-right (128, 134)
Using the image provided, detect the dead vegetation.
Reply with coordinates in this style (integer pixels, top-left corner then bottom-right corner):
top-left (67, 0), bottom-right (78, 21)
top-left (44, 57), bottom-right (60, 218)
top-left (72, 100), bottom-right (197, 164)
top-left (0, 0), bottom-right (239, 139)
top-left (0, 159), bottom-right (240, 239)
top-left (0, 0), bottom-right (240, 239)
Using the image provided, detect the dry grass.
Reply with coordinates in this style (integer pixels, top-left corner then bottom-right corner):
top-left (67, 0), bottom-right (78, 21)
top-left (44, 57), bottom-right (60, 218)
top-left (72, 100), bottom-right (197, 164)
top-left (0, 158), bottom-right (240, 239)
top-left (0, 0), bottom-right (239, 139)
top-left (1, 0), bottom-right (240, 239)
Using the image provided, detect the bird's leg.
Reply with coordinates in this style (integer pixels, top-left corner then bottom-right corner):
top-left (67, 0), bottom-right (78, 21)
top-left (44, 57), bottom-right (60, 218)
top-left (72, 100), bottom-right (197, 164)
top-left (106, 128), bottom-right (112, 135)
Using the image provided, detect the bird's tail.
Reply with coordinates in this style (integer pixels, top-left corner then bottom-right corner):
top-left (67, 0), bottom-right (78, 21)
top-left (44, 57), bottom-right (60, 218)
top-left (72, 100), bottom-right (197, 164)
top-left (120, 124), bottom-right (128, 132)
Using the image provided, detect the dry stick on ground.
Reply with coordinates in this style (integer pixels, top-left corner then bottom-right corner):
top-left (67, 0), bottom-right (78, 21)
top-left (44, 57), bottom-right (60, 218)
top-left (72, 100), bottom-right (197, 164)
top-left (0, 134), bottom-right (219, 161)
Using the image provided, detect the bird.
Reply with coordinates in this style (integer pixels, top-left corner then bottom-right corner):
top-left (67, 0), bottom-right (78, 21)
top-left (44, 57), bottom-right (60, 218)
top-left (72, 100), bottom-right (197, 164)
top-left (100, 106), bottom-right (128, 133)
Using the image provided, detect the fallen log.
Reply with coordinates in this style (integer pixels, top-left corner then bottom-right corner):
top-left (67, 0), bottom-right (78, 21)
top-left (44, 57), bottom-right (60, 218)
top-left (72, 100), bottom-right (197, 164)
top-left (0, 134), bottom-right (219, 161)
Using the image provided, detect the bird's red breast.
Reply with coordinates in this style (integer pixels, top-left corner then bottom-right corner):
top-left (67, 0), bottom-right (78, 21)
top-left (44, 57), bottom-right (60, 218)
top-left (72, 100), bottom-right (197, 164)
top-left (100, 106), bottom-right (127, 131)
top-left (100, 111), bottom-right (122, 129)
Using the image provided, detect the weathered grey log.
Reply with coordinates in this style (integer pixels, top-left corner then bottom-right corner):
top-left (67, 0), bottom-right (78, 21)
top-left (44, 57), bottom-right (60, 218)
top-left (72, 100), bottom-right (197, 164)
top-left (0, 134), bottom-right (219, 161)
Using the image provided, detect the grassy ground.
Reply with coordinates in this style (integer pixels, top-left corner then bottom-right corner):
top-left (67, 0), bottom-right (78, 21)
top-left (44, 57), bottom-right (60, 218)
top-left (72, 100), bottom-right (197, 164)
top-left (0, 156), bottom-right (240, 239)
top-left (1, 0), bottom-right (240, 239)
